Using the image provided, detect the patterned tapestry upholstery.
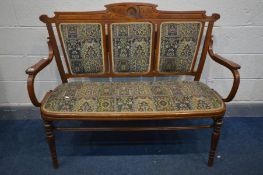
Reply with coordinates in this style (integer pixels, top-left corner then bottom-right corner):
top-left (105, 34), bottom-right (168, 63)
top-left (111, 22), bottom-right (153, 73)
top-left (60, 23), bottom-right (105, 74)
top-left (158, 22), bottom-right (202, 72)
top-left (42, 80), bottom-right (223, 114)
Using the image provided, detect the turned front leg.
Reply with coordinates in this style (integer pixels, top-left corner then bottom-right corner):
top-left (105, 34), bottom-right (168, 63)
top-left (208, 117), bottom-right (223, 166)
top-left (43, 120), bottom-right (59, 169)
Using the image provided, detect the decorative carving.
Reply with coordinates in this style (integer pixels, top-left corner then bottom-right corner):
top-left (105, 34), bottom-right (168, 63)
top-left (127, 7), bottom-right (140, 18)
top-left (104, 3), bottom-right (157, 19)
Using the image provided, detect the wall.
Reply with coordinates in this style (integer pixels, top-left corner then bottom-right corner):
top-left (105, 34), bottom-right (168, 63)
top-left (0, 0), bottom-right (263, 105)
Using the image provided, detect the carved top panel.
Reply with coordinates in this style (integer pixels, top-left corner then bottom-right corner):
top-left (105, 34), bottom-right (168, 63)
top-left (104, 3), bottom-right (158, 19)
top-left (40, 3), bottom-right (219, 23)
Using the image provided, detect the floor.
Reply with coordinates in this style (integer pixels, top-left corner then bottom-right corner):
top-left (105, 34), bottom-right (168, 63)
top-left (0, 104), bottom-right (263, 175)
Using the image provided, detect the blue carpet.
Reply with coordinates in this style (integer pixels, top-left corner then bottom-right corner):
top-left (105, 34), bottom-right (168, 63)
top-left (0, 117), bottom-right (262, 175)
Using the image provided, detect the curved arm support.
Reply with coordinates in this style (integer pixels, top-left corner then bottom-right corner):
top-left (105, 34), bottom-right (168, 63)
top-left (208, 38), bottom-right (241, 102)
top-left (25, 38), bottom-right (54, 107)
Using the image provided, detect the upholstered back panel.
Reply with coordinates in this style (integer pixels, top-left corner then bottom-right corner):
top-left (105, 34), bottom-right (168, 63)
top-left (60, 23), bottom-right (105, 74)
top-left (158, 22), bottom-right (202, 73)
top-left (111, 22), bottom-right (153, 73)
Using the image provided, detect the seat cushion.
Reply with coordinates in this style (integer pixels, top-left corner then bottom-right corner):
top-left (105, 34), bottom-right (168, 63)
top-left (42, 80), bottom-right (224, 117)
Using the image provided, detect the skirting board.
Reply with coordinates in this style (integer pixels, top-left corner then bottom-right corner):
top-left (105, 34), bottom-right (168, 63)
top-left (0, 103), bottom-right (263, 120)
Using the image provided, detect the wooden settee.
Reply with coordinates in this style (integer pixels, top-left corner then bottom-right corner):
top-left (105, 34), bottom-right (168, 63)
top-left (25, 3), bottom-right (240, 168)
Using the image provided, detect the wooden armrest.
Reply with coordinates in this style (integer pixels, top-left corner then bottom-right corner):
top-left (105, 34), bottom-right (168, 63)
top-left (26, 39), bottom-right (53, 75)
top-left (208, 37), bottom-right (241, 102)
top-left (25, 39), bottom-right (54, 107)
top-left (208, 47), bottom-right (240, 70)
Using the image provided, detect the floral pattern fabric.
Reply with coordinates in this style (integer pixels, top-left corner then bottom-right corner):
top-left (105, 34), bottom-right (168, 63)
top-left (158, 22), bottom-right (202, 72)
top-left (111, 23), bottom-right (152, 73)
top-left (60, 23), bottom-right (104, 74)
top-left (42, 80), bottom-right (224, 114)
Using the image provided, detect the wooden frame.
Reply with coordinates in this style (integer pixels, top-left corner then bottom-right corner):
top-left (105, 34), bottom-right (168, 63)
top-left (25, 3), bottom-right (241, 169)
